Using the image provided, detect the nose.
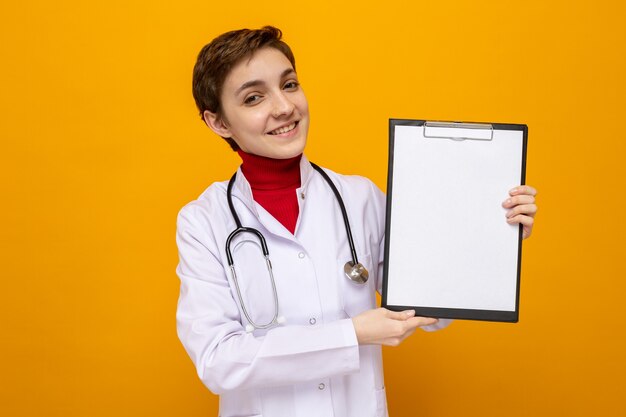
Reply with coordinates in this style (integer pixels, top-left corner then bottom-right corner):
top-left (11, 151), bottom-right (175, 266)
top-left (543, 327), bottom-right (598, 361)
top-left (271, 91), bottom-right (295, 118)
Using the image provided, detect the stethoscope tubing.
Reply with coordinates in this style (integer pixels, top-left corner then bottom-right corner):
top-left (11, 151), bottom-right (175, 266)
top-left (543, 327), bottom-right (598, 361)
top-left (225, 162), bottom-right (365, 331)
top-left (309, 163), bottom-right (360, 266)
top-left (229, 256), bottom-right (280, 330)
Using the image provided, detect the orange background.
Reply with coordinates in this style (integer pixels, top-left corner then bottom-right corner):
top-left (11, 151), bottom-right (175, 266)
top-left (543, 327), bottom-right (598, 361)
top-left (1, 1), bottom-right (625, 416)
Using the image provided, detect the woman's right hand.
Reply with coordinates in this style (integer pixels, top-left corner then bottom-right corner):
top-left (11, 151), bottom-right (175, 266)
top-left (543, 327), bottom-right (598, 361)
top-left (351, 308), bottom-right (438, 346)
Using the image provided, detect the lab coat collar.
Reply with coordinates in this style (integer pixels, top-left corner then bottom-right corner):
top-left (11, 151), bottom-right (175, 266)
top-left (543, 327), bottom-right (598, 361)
top-left (299, 154), bottom-right (315, 189)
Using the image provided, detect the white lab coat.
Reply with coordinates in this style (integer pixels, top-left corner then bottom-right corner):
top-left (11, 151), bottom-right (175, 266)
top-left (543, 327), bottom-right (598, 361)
top-left (176, 155), bottom-right (449, 417)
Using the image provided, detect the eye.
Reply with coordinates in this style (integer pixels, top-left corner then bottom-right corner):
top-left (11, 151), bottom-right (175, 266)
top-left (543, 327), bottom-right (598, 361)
top-left (283, 80), bottom-right (299, 90)
top-left (244, 94), bottom-right (262, 105)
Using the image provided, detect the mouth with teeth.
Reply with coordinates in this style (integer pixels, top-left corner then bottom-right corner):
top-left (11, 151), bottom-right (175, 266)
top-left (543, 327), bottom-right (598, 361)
top-left (268, 121), bottom-right (298, 135)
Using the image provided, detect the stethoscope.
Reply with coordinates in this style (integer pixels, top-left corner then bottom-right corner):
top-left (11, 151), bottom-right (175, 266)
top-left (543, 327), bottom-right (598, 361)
top-left (226, 162), bottom-right (369, 332)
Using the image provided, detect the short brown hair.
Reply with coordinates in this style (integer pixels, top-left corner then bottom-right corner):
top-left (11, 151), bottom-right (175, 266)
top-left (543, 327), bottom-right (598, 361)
top-left (192, 26), bottom-right (296, 151)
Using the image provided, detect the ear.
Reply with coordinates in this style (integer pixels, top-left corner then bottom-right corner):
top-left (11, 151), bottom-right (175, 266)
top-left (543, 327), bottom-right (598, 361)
top-left (203, 110), bottom-right (232, 138)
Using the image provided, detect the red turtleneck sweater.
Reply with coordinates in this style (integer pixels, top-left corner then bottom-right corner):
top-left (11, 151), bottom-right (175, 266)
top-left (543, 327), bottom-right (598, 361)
top-left (237, 150), bottom-right (302, 234)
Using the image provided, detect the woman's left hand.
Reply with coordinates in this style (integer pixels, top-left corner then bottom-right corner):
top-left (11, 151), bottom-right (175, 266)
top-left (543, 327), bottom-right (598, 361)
top-left (502, 185), bottom-right (538, 239)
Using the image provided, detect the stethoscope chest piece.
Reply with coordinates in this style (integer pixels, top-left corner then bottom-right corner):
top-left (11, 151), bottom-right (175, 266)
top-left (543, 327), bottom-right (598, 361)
top-left (344, 261), bottom-right (369, 284)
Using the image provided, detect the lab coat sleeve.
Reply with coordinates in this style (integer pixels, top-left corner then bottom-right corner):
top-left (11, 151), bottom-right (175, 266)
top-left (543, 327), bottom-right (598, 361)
top-left (368, 180), bottom-right (385, 297)
top-left (370, 182), bottom-right (452, 332)
top-left (175, 205), bottom-right (360, 395)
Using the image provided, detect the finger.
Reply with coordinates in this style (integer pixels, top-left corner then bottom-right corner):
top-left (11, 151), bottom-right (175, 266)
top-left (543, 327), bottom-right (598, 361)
top-left (502, 194), bottom-right (535, 208)
top-left (384, 308), bottom-right (415, 320)
top-left (385, 319), bottom-right (435, 346)
top-left (506, 203), bottom-right (538, 218)
top-left (507, 214), bottom-right (535, 239)
top-left (405, 327), bottom-right (417, 338)
top-left (507, 214), bottom-right (535, 228)
top-left (509, 185), bottom-right (537, 197)
top-left (523, 226), bottom-right (532, 239)
top-left (407, 316), bottom-right (439, 328)
top-left (400, 327), bottom-right (418, 342)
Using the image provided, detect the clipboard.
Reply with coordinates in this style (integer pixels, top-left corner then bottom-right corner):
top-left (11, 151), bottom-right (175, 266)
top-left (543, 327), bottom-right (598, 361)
top-left (381, 119), bottom-right (528, 322)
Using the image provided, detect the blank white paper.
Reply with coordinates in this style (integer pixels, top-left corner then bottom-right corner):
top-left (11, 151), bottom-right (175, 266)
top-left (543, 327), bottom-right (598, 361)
top-left (386, 125), bottom-right (524, 312)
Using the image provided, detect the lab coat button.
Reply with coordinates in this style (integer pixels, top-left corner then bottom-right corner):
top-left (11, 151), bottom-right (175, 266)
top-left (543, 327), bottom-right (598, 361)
top-left (300, 191), bottom-right (305, 199)
top-left (309, 317), bottom-right (316, 325)
top-left (318, 383), bottom-right (325, 390)
top-left (298, 252), bottom-right (305, 259)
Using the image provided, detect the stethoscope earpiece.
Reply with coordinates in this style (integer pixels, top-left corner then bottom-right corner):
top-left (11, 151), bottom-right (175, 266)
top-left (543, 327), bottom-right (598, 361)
top-left (344, 261), bottom-right (369, 284)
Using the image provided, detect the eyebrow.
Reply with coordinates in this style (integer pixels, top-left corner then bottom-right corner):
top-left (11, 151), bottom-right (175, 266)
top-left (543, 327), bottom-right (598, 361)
top-left (234, 68), bottom-right (297, 96)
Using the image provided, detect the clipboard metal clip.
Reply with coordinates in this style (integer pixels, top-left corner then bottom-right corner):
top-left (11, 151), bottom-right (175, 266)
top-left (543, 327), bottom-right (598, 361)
top-left (424, 121), bottom-right (494, 141)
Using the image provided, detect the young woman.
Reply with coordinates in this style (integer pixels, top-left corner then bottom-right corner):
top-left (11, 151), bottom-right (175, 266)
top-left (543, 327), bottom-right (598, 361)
top-left (176, 26), bottom-right (537, 417)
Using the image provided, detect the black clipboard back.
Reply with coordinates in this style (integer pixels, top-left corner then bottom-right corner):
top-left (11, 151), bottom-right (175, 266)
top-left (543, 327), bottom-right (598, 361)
top-left (381, 119), bottom-right (528, 323)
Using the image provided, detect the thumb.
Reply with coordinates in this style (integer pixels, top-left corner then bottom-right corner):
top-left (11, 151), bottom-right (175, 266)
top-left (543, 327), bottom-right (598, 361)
top-left (386, 309), bottom-right (416, 320)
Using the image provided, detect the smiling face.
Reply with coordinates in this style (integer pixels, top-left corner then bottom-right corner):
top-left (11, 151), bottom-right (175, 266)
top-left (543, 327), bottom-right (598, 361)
top-left (203, 47), bottom-right (309, 159)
